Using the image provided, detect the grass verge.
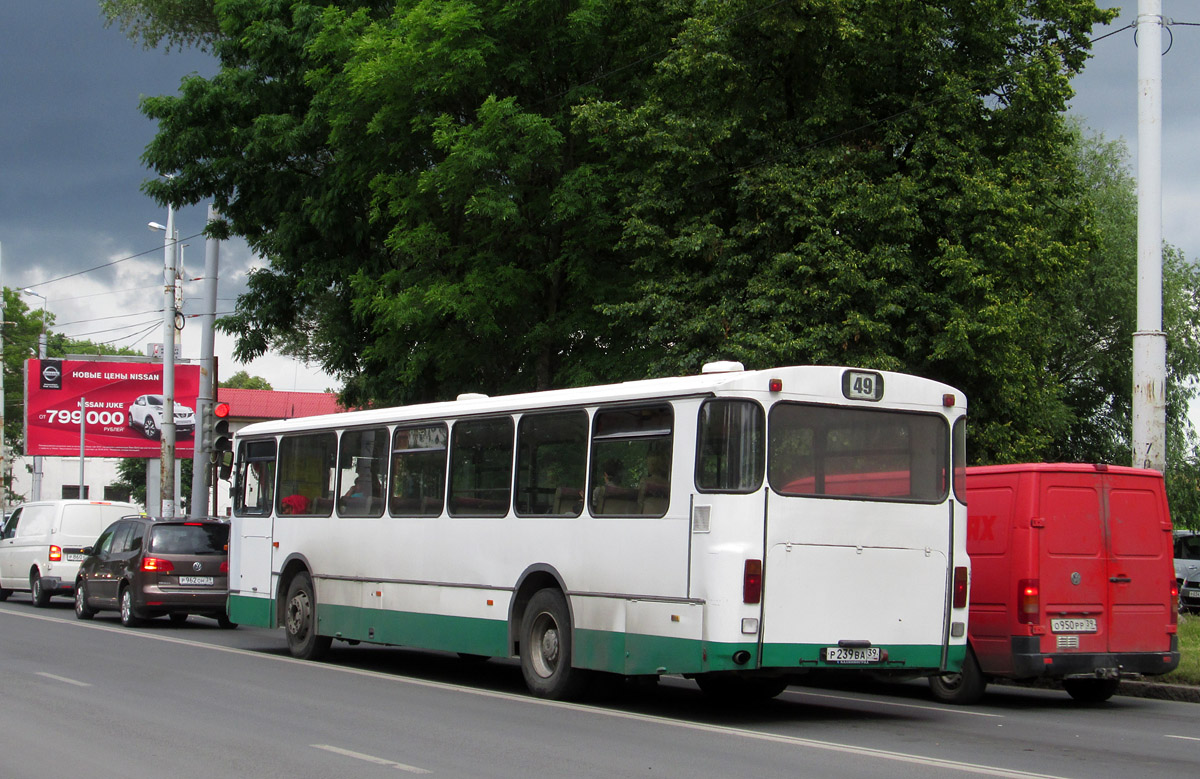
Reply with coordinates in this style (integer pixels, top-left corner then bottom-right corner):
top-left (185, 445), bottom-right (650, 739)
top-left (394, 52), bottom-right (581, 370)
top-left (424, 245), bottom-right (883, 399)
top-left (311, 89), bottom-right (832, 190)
top-left (1163, 611), bottom-right (1200, 685)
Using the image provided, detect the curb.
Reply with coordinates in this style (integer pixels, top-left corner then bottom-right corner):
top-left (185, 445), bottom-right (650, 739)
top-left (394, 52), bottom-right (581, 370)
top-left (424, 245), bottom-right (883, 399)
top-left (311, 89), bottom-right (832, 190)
top-left (1115, 679), bottom-right (1200, 703)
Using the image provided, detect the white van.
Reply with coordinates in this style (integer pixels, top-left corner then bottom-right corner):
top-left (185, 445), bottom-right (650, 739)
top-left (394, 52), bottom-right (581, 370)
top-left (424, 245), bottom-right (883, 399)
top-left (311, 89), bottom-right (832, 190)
top-left (0, 500), bottom-right (143, 606)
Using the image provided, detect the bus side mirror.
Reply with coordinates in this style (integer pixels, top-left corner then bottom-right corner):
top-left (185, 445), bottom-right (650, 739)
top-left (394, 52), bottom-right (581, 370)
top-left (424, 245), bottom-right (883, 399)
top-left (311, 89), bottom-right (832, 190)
top-left (218, 451), bottom-right (234, 482)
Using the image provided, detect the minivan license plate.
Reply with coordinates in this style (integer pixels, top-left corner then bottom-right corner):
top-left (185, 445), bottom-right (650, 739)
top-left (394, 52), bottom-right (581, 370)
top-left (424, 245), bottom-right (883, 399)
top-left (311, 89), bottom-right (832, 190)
top-left (1050, 618), bottom-right (1097, 633)
top-left (825, 647), bottom-right (881, 663)
top-left (178, 576), bottom-right (214, 586)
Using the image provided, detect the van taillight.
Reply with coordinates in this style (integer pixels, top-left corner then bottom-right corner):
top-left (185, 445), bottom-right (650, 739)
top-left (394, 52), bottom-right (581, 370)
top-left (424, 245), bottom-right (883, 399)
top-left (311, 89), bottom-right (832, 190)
top-left (142, 557), bottom-right (175, 572)
top-left (1170, 582), bottom-right (1179, 626)
top-left (743, 559), bottom-right (763, 604)
top-left (1017, 579), bottom-right (1039, 624)
top-left (49, 545), bottom-right (62, 562)
top-left (953, 566), bottom-right (969, 608)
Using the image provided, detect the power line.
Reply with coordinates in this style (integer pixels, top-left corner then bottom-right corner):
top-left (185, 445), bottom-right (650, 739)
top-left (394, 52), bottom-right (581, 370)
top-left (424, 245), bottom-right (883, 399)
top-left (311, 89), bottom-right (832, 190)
top-left (20, 230), bottom-right (206, 291)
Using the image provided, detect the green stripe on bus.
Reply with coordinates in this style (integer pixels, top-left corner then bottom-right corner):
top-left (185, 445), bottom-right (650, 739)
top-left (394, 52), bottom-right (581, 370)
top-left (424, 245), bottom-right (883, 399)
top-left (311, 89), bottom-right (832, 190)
top-left (761, 642), bottom-right (964, 670)
top-left (229, 593), bottom-right (274, 628)
top-left (318, 603), bottom-right (511, 657)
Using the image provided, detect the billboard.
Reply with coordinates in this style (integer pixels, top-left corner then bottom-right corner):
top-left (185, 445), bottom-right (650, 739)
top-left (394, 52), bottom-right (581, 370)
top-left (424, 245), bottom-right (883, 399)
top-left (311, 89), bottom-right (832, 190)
top-left (25, 359), bottom-right (201, 458)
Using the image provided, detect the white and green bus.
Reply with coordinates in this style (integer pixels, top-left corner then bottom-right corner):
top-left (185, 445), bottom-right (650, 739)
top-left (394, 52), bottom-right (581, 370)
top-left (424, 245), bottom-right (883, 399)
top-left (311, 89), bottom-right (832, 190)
top-left (227, 362), bottom-right (969, 700)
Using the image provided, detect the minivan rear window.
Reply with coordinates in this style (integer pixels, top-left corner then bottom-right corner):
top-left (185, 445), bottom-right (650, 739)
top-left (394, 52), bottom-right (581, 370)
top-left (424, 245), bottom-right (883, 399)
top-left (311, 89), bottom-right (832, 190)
top-left (148, 524), bottom-right (229, 555)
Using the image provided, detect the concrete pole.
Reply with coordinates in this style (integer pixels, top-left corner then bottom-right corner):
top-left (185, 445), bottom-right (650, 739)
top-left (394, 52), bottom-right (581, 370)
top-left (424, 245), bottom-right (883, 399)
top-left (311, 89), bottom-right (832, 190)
top-left (0, 242), bottom-right (5, 511)
top-left (190, 205), bottom-right (221, 517)
top-left (1132, 0), bottom-right (1166, 471)
top-left (160, 205), bottom-right (178, 515)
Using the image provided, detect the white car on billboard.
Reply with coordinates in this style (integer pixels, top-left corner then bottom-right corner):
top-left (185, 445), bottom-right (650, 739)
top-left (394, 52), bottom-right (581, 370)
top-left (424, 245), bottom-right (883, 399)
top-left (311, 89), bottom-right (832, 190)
top-left (127, 394), bottom-right (195, 439)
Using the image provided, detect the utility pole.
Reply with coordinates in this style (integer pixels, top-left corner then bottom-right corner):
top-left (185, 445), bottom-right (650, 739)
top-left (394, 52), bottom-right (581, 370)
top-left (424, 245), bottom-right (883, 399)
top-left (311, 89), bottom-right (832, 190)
top-left (190, 205), bottom-right (221, 517)
top-left (0, 242), bottom-right (5, 512)
top-left (151, 207), bottom-right (178, 515)
top-left (1132, 0), bottom-right (1166, 471)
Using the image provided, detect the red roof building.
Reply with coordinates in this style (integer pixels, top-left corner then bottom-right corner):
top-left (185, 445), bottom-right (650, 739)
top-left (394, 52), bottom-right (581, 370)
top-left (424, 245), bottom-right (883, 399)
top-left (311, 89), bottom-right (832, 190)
top-left (215, 387), bottom-right (344, 423)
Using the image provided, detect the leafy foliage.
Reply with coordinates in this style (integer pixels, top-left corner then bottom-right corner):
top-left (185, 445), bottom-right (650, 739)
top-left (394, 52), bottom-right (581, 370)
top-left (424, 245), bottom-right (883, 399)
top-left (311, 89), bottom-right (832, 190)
top-left (219, 369), bottom-right (273, 390)
top-left (131, 0), bottom-right (1200, 503)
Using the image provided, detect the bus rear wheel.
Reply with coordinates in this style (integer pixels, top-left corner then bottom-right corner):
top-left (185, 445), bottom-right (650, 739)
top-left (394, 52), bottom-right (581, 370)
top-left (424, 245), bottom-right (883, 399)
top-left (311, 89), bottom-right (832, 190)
top-left (285, 572), bottom-right (332, 660)
top-left (928, 646), bottom-right (986, 704)
top-left (520, 589), bottom-right (588, 700)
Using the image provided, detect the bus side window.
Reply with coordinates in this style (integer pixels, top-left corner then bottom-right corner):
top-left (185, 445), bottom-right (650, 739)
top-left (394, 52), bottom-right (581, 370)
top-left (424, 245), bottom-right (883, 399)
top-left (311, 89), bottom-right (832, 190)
top-left (695, 399), bottom-right (764, 493)
top-left (515, 411), bottom-right (587, 517)
top-left (449, 417), bottom-right (514, 517)
top-left (337, 427), bottom-right (389, 518)
top-left (390, 424), bottom-right (448, 517)
top-left (277, 432), bottom-right (337, 516)
top-left (590, 405), bottom-right (673, 517)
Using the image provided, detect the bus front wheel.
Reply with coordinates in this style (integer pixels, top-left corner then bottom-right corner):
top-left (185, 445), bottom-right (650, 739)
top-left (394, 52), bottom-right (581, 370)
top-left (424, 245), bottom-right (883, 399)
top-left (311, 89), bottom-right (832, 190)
top-left (520, 589), bottom-right (588, 700)
top-left (285, 572), bottom-right (332, 660)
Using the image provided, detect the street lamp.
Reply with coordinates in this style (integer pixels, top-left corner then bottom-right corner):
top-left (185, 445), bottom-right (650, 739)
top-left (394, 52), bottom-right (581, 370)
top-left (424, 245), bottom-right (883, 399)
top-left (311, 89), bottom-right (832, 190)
top-left (21, 288), bottom-right (48, 501)
top-left (149, 213), bottom-right (178, 516)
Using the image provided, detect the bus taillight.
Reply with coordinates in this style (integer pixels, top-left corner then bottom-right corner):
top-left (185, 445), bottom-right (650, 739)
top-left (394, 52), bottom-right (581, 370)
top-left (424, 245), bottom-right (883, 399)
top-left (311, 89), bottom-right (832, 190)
top-left (743, 559), bottom-right (763, 604)
top-left (1017, 579), bottom-right (1039, 625)
top-left (952, 566), bottom-right (969, 608)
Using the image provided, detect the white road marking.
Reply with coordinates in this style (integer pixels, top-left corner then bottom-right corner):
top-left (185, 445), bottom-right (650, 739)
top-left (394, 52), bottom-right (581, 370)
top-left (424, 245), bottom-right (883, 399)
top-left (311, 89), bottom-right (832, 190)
top-left (4, 609), bottom-right (1067, 778)
top-left (312, 744), bottom-right (431, 773)
top-left (1165, 734), bottom-right (1200, 742)
top-left (783, 688), bottom-right (1005, 718)
top-left (35, 671), bottom-right (91, 687)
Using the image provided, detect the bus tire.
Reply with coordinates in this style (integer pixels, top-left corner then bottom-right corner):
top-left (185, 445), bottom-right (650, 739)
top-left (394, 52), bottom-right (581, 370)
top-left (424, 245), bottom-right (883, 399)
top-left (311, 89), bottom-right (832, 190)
top-left (285, 572), bottom-right (332, 660)
top-left (928, 646), bottom-right (986, 704)
top-left (1063, 678), bottom-right (1119, 703)
top-left (520, 589), bottom-right (588, 700)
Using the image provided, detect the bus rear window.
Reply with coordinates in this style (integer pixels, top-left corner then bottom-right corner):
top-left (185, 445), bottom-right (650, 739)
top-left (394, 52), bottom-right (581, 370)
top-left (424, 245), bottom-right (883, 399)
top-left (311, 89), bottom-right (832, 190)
top-left (768, 403), bottom-right (948, 503)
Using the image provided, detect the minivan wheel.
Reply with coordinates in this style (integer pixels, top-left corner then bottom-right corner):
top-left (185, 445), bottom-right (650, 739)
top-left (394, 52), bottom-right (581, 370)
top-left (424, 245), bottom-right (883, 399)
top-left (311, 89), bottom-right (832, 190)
top-left (31, 572), bottom-right (51, 607)
top-left (74, 580), bottom-right (96, 619)
top-left (1063, 678), bottom-right (1119, 703)
top-left (215, 612), bottom-right (237, 630)
top-left (0, 587), bottom-right (12, 602)
top-left (120, 587), bottom-right (142, 627)
top-left (928, 647), bottom-right (986, 704)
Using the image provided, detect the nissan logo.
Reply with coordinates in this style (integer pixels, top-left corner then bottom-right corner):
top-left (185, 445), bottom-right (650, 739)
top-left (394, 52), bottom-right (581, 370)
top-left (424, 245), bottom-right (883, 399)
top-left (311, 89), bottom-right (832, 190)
top-left (193, 562), bottom-right (203, 572)
top-left (41, 364), bottom-right (61, 383)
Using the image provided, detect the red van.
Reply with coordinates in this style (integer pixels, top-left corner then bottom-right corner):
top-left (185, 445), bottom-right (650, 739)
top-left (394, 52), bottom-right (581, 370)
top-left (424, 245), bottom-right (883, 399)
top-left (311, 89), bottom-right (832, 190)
top-left (930, 463), bottom-right (1180, 704)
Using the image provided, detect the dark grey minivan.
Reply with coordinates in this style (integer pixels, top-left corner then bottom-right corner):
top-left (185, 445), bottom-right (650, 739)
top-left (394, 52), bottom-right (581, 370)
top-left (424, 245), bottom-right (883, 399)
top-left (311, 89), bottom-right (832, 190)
top-left (74, 517), bottom-right (235, 628)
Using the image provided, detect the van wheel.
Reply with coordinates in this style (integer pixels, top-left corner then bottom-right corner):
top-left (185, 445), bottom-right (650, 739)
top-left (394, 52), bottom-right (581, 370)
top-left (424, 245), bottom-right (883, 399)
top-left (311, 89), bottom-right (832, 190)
top-left (31, 572), bottom-right (51, 607)
top-left (120, 586), bottom-right (143, 627)
top-left (1063, 678), bottom-right (1119, 703)
top-left (520, 589), bottom-right (589, 700)
top-left (929, 646), bottom-right (986, 704)
top-left (74, 580), bottom-right (96, 619)
top-left (0, 587), bottom-right (11, 602)
top-left (284, 572), bottom-right (331, 659)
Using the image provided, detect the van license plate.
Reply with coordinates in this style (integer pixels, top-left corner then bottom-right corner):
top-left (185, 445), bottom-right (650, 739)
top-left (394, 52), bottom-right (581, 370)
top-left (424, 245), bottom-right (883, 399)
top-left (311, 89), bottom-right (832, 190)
top-left (825, 647), bottom-right (881, 663)
top-left (1050, 618), bottom-right (1097, 633)
top-left (178, 576), bottom-right (214, 586)
top-left (65, 554), bottom-right (85, 562)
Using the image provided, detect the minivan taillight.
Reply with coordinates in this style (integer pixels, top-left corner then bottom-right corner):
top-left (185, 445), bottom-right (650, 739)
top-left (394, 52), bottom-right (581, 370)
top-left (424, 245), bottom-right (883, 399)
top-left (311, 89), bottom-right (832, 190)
top-left (953, 566), bottom-right (969, 609)
top-left (1017, 579), bottom-right (1040, 625)
top-left (49, 545), bottom-right (62, 562)
top-left (142, 557), bottom-right (175, 572)
top-left (743, 559), bottom-right (763, 604)
top-left (219, 561), bottom-right (229, 573)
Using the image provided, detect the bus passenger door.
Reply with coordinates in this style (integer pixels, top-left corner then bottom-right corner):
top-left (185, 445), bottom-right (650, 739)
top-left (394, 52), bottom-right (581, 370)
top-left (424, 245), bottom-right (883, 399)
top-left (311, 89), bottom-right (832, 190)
top-left (230, 443), bottom-right (278, 608)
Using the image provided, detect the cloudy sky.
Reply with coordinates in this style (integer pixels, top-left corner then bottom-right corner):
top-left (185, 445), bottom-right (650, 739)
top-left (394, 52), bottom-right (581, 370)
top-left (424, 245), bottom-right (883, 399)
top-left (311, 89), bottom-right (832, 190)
top-left (1, 3), bottom-right (1197, 420)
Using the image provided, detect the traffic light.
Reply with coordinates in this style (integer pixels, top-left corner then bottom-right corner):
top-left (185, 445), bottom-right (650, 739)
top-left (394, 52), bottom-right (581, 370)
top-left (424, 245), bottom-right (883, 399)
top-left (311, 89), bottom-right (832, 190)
top-left (210, 401), bottom-right (233, 480)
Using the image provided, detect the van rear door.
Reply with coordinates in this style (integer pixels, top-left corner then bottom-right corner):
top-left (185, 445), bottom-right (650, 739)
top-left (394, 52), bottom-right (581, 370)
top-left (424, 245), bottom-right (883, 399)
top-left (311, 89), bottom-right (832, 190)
top-left (1037, 470), bottom-right (1173, 656)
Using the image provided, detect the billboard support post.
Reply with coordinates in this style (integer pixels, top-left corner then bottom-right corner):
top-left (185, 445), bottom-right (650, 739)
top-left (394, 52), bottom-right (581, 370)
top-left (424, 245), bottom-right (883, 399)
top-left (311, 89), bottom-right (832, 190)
top-left (78, 396), bottom-right (85, 497)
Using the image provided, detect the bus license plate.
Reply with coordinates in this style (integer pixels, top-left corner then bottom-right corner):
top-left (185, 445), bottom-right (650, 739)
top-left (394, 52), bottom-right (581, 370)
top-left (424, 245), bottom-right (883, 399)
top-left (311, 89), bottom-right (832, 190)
top-left (178, 576), bottom-right (214, 586)
top-left (1050, 618), bottom-right (1097, 633)
top-left (825, 647), bottom-right (881, 663)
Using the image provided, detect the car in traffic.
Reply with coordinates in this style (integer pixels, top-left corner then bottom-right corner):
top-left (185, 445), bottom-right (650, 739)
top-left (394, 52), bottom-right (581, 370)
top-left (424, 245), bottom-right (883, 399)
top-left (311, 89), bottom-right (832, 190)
top-left (127, 394), bottom-right (195, 438)
top-left (0, 500), bottom-right (144, 605)
top-left (74, 516), bottom-right (235, 628)
top-left (1175, 530), bottom-right (1200, 587)
top-left (1182, 571), bottom-right (1200, 614)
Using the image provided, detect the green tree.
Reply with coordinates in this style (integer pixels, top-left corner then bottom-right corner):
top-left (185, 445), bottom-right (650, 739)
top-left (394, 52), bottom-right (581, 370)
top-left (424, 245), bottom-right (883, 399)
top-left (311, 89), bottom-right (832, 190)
top-left (100, 0), bottom-right (220, 52)
top-left (113, 457), bottom-right (194, 513)
top-left (219, 370), bottom-right (273, 390)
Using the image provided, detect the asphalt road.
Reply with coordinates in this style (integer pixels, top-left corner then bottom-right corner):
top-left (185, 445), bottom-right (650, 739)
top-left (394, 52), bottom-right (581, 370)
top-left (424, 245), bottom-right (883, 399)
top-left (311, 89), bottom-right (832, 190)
top-left (1, 596), bottom-right (1196, 779)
